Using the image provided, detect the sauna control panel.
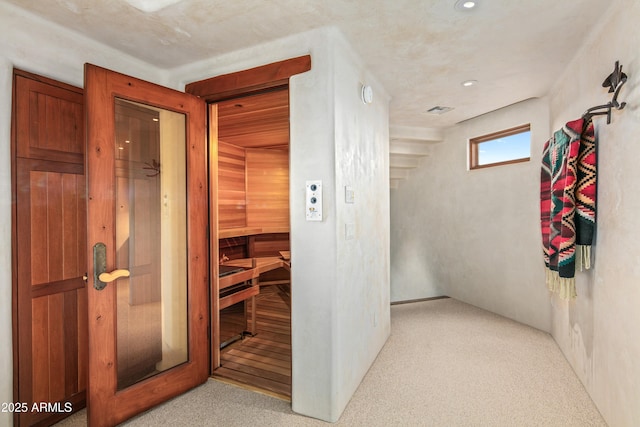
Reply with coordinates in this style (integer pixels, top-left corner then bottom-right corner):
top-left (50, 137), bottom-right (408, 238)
top-left (306, 180), bottom-right (322, 221)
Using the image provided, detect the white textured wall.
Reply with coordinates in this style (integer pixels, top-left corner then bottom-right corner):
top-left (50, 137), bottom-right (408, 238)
top-left (0, 54), bottom-right (13, 427)
top-left (548, 1), bottom-right (640, 425)
top-left (390, 97), bottom-right (552, 332)
top-left (289, 34), bottom-right (340, 421)
top-left (170, 27), bottom-right (391, 422)
top-left (0, 4), bottom-right (167, 427)
top-left (332, 33), bottom-right (391, 419)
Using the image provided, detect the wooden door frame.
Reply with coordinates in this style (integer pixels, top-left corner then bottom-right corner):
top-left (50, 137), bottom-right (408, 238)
top-left (184, 55), bottom-right (310, 102)
top-left (185, 55), bottom-right (310, 373)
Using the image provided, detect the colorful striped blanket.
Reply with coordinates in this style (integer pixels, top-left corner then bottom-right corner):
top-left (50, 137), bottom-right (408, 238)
top-left (540, 117), bottom-right (596, 299)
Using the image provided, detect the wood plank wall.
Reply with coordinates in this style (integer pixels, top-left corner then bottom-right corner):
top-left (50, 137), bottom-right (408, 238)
top-left (219, 236), bottom-right (248, 261)
top-left (218, 141), bottom-right (246, 229)
top-left (246, 148), bottom-right (289, 229)
top-left (249, 234), bottom-right (290, 258)
top-left (218, 144), bottom-right (289, 232)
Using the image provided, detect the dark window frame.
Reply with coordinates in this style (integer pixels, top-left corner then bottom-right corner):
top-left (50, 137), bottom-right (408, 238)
top-left (469, 123), bottom-right (531, 170)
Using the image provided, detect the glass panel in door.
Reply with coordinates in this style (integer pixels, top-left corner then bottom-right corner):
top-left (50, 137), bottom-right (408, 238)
top-left (113, 98), bottom-right (189, 389)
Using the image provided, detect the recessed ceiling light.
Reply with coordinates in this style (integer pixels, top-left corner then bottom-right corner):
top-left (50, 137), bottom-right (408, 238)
top-left (454, 0), bottom-right (477, 10)
top-left (124, 0), bottom-right (184, 13)
top-left (461, 80), bottom-right (478, 87)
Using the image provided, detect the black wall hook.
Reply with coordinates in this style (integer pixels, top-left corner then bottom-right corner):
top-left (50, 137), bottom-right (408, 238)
top-left (583, 61), bottom-right (628, 124)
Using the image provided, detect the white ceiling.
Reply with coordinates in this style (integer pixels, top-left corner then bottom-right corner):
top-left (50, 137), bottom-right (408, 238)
top-left (4, 0), bottom-right (614, 128)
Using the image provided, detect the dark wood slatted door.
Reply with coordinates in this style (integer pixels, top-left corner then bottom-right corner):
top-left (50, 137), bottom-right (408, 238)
top-left (84, 64), bottom-right (209, 427)
top-left (12, 71), bottom-right (88, 426)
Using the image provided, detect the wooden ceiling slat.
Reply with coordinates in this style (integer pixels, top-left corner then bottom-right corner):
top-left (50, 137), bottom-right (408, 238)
top-left (220, 129), bottom-right (289, 148)
top-left (217, 88), bottom-right (289, 149)
top-left (217, 90), bottom-right (288, 115)
top-left (219, 111), bottom-right (288, 134)
top-left (219, 121), bottom-right (289, 139)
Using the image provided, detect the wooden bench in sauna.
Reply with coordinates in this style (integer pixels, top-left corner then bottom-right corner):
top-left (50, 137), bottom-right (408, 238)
top-left (218, 256), bottom-right (290, 339)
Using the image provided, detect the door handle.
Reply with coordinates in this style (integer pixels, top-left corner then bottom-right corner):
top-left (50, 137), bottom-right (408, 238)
top-left (99, 269), bottom-right (130, 283)
top-left (93, 242), bottom-right (130, 290)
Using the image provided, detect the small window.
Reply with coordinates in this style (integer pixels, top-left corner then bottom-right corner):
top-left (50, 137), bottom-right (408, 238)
top-left (469, 124), bottom-right (531, 170)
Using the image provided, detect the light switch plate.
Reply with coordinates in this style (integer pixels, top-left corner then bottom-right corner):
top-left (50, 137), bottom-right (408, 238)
top-left (306, 180), bottom-right (322, 221)
top-left (345, 223), bottom-right (355, 240)
top-left (345, 186), bottom-right (355, 204)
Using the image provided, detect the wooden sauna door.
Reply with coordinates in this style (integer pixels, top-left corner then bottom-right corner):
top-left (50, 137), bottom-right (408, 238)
top-left (12, 70), bottom-right (88, 426)
top-left (84, 64), bottom-right (209, 426)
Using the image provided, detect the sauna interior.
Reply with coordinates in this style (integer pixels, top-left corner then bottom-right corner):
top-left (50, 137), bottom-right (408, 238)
top-left (211, 86), bottom-right (292, 398)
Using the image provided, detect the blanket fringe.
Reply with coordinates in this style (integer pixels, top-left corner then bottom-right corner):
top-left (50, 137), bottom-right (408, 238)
top-left (575, 245), bottom-right (592, 272)
top-left (545, 269), bottom-right (577, 299)
top-left (580, 245), bottom-right (592, 270)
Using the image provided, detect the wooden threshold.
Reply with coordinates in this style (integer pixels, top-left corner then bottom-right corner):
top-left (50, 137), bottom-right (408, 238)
top-left (214, 285), bottom-right (291, 400)
top-left (211, 376), bottom-right (290, 402)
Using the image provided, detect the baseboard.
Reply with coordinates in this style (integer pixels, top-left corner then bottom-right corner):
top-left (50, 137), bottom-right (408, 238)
top-left (390, 295), bottom-right (449, 305)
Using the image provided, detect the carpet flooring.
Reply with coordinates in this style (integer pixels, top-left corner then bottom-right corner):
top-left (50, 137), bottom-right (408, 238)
top-left (56, 298), bottom-right (607, 426)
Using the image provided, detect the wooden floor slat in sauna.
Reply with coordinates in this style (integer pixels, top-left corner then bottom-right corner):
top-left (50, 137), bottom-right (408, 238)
top-left (215, 285), bottom-right (292, 399)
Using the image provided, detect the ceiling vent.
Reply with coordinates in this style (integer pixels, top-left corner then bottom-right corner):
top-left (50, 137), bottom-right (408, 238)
top-left (426, 106), bottom-right (454, 115)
